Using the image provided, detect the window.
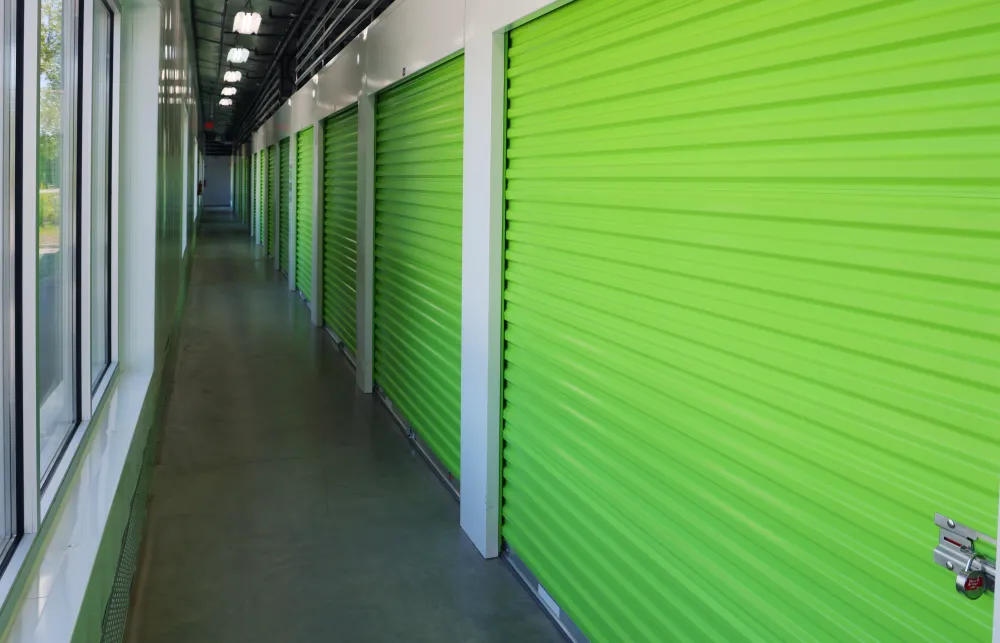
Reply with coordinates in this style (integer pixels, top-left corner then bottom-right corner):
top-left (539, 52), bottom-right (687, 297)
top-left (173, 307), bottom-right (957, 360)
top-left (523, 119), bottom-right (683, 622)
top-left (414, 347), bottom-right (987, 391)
top-left (91, 0), bottom-right (112, 388)
top-left (38, 0), bottom-right (80, 479)
top-left (0, 0), bottom-right (18, 560)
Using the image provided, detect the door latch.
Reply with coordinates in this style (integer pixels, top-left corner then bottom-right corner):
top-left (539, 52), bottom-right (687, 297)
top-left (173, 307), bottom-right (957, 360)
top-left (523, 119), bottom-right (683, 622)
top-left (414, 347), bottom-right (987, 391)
top-left (934, 513), bottom-right (996, 600)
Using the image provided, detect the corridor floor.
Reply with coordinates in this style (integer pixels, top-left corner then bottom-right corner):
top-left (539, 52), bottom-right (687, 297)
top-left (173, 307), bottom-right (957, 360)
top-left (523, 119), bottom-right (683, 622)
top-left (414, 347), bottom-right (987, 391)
top-left (124, 209), bottom-right (562, 643)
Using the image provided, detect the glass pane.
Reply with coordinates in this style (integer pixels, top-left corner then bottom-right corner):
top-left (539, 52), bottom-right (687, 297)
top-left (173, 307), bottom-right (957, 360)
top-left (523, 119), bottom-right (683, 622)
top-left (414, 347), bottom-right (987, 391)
top-left (38, 0), bottom-right (78, 478)
top-left (91, 1), bottom-right (111, 388)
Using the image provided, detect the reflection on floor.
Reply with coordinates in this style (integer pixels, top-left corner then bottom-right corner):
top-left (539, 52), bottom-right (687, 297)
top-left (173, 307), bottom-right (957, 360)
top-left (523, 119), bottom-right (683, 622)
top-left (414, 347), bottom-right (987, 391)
top-left (124, 209), bottom-right (562, 643)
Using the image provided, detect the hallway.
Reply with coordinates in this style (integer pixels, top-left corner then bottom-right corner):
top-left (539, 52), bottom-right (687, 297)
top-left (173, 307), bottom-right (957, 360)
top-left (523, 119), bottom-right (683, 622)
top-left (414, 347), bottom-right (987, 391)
top-left (124, 210), bottom-right (562, 643)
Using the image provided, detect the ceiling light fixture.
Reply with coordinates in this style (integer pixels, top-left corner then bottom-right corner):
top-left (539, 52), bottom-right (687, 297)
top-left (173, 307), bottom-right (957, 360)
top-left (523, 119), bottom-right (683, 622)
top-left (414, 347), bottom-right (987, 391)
top-left (227, 47), bottom-right (250, 63)
top-left (233, 10), bottom-right (261, 34)
top-left (219, 98), bottom-right (233, 106)
top-left (221, 87), bottom-right (237, 96)
top-left (224, 70), bottom-right (242, 83)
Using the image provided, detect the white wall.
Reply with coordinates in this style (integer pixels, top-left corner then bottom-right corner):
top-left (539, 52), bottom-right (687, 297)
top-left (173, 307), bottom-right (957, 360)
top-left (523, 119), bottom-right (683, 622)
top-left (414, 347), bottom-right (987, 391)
top-left (203, 155), bottom-right (231, 206)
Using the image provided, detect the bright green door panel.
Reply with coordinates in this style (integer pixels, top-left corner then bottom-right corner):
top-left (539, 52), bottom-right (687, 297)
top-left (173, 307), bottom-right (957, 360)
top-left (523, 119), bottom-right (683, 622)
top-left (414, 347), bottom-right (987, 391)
top-left (501, 2), bottom-right (1000, 642)
top-left (239, 158), bottom-right (244, 222)
top-left (322, 105), bottom-right (358, 354)
top-left (296, 127), bottom-right (314, 299)
top-left (267, 145), bottom-right (276, 258)
top-left (279, 137), bottom-right (291, 273)
top-left (244, 158), bottom-right (250, 223)
top-left (374, 54), bottom-right (464, 477)
top-left (256, 152), bottom-right (263, 240)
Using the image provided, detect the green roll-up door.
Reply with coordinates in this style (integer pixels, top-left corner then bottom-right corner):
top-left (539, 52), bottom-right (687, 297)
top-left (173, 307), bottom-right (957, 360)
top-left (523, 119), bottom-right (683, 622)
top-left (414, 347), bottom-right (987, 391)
top-left (239, 157), bottom-right (243, 221)
top-left (374, 55), bottom-right (464, 477)
top-left (502, 2), bottom-right (999, 642)
top-left (295, 127), bottom-right (314, 299)
top-left (237, 158), bottom-right (242, 221)
top-left (243, 157), bottom-right (249, 223)
top-left (322, 105), bottom-right (358, 354)
top-left (256, 152), bottom-right (262, 238)
top-left (267, 145), bottom-right (276, 257)
top-left (278, 137), bottom-right (291, 273)
top-left (234, 160), bottom-right (239, 219)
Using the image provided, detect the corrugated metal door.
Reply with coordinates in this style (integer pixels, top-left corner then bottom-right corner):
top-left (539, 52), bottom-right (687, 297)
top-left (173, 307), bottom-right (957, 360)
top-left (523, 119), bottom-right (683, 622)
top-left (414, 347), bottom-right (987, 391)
top-left (239, 158), bottom-right (245, 222)
top-left (501, 2), bottom-right (1000, 642)
top-left (295, 127), bottom-right (314, 299)
top-left (374, 55), bottom-right (464, 477)
top-left (238, 159), bottom-right (243, 222)
top-left (279, 137), bottom-right (291, 273)
top-left (322, 105), bottom-right (358, 354)
top-left (244, 158), bottom-right (250, 223)
top-left (256, 152), bottom-right (263, 239)
top-left (267, 145), bottom-right (276, 258)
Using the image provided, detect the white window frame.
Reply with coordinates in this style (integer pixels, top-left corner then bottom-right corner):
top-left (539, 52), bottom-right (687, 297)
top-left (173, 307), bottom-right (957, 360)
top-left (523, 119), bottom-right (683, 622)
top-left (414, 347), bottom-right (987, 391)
top-left (40, 0), bottom-right (121, 517)
top-left (0, 0), bottom-right (19, 571)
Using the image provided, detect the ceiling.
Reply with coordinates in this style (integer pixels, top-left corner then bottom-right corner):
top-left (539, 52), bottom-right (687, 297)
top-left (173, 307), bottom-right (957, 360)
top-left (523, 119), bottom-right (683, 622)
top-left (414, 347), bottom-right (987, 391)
top-left (191, 0), bottom-right (393, 154)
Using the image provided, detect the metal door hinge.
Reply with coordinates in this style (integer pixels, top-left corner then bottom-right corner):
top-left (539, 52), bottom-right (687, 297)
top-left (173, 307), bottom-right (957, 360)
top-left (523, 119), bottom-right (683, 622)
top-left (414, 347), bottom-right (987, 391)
top-left (934, 513), bottom-right (996, 600)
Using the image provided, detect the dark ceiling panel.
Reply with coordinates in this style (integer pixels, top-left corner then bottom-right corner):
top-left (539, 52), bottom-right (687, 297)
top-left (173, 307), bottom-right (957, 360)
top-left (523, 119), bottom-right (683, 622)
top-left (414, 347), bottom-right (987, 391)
top-left (191, 0), bottom-right (393, 148)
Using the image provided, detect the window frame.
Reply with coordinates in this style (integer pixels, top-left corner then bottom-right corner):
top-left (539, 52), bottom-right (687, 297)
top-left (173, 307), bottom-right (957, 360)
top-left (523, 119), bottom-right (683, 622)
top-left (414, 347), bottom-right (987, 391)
top-left (87, 0), bottom-right (113, 393)
top-left (35, 0), bottom-right (85, 489)
top-left (0, 0), bottom-right (24, 573)
top-left (39, 0), bottom-right (121, 507)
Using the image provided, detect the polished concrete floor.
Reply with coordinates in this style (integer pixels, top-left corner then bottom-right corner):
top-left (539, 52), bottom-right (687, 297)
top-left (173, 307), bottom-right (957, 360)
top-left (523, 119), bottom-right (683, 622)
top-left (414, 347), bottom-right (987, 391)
top-left (125, 209), bottom-right (562, 643)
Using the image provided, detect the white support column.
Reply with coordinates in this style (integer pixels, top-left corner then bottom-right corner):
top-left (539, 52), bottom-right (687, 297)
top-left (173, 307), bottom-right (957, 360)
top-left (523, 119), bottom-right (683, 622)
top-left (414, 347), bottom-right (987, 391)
top-left (311, 120), bottom-right (323, 327)
top-left (459, 8), bottom-right (508, 559)
top-left (118, 4), bottom-right (159, 377)
top-left (288, 136), bottom-right (297, 290)
top-left (355, 91), bottom-right (376, 394)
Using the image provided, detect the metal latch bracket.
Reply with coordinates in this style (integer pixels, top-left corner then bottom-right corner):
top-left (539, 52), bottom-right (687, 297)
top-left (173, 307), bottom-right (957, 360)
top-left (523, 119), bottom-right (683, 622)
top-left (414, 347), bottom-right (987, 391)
top-left (934, 513), bottom-right (996, 599)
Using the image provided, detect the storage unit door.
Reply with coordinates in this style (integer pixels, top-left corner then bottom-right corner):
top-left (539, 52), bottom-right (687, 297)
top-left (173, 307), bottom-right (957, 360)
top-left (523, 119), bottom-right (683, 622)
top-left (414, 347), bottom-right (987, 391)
top-left (243, 158), bottom-right (249, 223)
top-left (501, 2), bottom-right (1000, 642)
top-left (279, 137), bottom-right (291, 272)
top-left (256, 152), bottom-right (262, 239)
top-left (373, 55), bottom-right (464, 477)
top-left (238, 159), bottom-right (244, 222)
top-left (322, 105), bottom-right (358, 354)
top-left (254, 152), bottom-right (264, 239)
top-left (295, 127), bottom-right (314, 299)
top-left (234, 161), bottom-right (239, 219)
top-left (239, 158), bottom-right (244, 221)
top-left (267, 145), bottom-right (276, 257)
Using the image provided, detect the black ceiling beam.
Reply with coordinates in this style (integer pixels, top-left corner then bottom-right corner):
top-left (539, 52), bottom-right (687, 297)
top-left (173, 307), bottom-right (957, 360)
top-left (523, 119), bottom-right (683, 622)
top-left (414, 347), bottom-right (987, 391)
top-left (231, 0), bottom-right (322, 139)
top-left (211, 0), bottom-right (232, 125)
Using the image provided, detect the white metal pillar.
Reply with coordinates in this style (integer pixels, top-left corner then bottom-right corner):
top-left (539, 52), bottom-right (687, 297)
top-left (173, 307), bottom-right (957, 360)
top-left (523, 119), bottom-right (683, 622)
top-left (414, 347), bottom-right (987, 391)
top-left (458, 5), bottom-right (507, 559)
top-left (355, 91), bottom-right (376, 394)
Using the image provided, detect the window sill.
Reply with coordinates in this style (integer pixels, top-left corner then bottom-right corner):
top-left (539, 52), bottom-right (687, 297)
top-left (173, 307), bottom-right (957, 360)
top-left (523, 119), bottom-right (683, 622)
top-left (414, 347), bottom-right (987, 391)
top-left (0, 368), bottom-right (153, 642)
top-left (39, 363), bottom-right (119, 519)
